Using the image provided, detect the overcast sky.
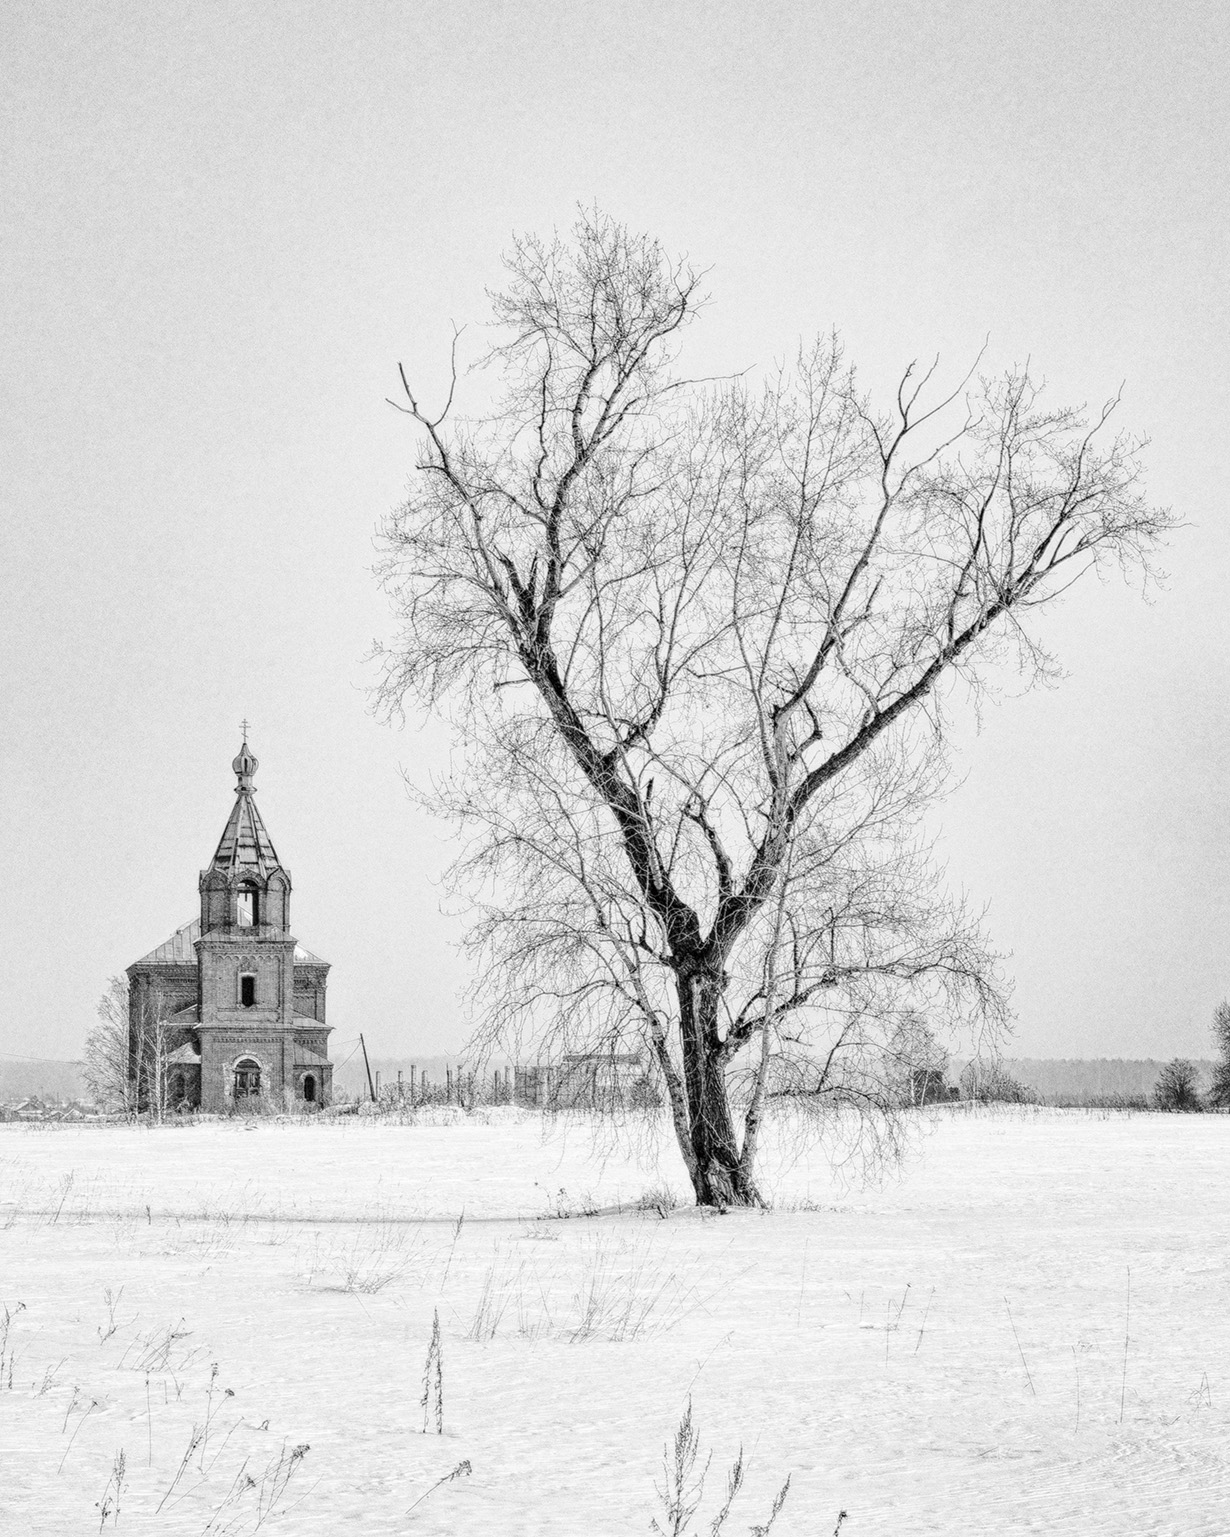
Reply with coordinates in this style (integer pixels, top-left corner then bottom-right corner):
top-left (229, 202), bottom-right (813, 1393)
top-left (3, 0), bottom-right (1228, 1067)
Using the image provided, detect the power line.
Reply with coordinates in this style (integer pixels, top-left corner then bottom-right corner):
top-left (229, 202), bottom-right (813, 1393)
top-left (0, 1051), bottom-right (82, 1065)
top-left (2, 1039), bottom-right (365, 1069)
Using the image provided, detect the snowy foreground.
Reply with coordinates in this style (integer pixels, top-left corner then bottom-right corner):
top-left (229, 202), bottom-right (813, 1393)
top-left (2, 1107), bottom-right (1229, 1536)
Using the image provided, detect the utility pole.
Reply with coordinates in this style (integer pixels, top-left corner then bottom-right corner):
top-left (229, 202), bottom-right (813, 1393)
top-left (359, 1033), bottom-right (376, 1103)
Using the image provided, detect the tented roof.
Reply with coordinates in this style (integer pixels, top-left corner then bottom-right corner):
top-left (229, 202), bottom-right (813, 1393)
top-left (208, 736), bottom-right (281, 876)
top-left (212, 795), bottom-right (280, 875)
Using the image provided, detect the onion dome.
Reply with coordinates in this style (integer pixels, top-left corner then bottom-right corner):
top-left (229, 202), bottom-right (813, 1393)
top-left (232, 738), bottom-right (259, 786)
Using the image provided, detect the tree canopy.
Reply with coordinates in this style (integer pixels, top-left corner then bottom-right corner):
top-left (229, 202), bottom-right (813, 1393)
top-left (378, 212), bottom-right (1173, 1204)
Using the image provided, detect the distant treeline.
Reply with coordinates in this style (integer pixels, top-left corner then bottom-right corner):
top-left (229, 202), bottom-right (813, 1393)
top-left (984, 1058), bottom-right (1216, 1102)
top-left (338, 1055), bottom-right (1219, 1106)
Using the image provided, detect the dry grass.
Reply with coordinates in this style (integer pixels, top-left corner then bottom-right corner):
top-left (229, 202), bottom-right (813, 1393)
top-left (299, 1223), bottom-right (424, 1294)
top-left (461, 1232), bottom-right (710, 1345)
top-left (651, 1399), bottom-right (792, 1536)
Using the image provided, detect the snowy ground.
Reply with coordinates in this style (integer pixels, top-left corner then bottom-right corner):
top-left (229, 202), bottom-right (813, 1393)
top-left (2, 1105), bottom-right (1229, 1535)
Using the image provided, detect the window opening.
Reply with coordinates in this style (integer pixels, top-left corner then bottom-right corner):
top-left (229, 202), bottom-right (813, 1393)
top-left (234, 1058), bottom-right (261, 1099)
top-left (240, 973), bottom-right (256, 1008)
top-left (236, 888), bottom-right (258, 927)
top-left (302, 1074), bottom-right (316, 1104)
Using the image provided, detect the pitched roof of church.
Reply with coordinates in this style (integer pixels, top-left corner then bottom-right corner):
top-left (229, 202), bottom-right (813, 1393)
top-left (131, 919), bottom-right (328, 969)
top-left (293, 1045), bottom-right (332, 1067)
top-left (211, 738), bottom-right (281, 876)
top-left (136, 922), bottom-right (199, 966)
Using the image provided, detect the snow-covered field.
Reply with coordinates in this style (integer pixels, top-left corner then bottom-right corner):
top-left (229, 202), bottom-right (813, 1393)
top-left (2, 1106), bottom-right (1228, 1535)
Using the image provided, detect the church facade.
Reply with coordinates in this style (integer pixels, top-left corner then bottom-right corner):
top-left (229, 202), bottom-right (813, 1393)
top-left (127, 738), bottom-right (333, 1112)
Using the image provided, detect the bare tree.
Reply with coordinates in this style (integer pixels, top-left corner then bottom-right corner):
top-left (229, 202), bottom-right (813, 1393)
top-left (1209, 1002), bottom-right (1230, 1107)
top-left (885, 1011), bottom-right (950, 1106)
top-left (82, 976), bottom-right (135, 1114)
top-left (82, 976), bottom-right (171, 1119)
top-left (141, 1012), bottom-right (172, 1123)
top-left (377, 211), bottom-right (1173, 1206)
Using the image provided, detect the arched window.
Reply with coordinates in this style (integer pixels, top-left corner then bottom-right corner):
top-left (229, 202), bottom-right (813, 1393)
top-left (234, 1058), bottom-right (261, 1099)
top-left (302, 1074), bottom-right (316, 1104)
top-left (239, 973), bottom-right (256, 1008)
top-left (171, 1074), bottom-right (186, 1103)
top-left (236, 887), bottom-right (259, 927)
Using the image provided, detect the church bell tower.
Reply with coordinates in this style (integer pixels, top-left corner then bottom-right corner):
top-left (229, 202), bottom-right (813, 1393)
top-left (196, 736), bottom-right (297, 1056)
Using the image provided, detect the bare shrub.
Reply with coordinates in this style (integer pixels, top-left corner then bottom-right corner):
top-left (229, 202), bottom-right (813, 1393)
top-left (634, 1183), bottom-right (681, 1217)
top-left (1153, 1058), bottom-right (1203, 1112)
top-left (960, 1062), bottom-right (1039, 1104)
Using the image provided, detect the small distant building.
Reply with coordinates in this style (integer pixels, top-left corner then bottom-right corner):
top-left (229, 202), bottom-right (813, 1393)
top-left (126, 738), bottom-right (333, 1113)
top-left (520, 1051), bottom-right (648, 1110)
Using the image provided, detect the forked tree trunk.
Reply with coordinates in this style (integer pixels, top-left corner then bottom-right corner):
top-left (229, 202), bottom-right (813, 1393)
top-left (675, 972), bottom-right (762, 1208)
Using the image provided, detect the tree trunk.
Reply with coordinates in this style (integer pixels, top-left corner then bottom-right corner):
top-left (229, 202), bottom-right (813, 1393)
top-left (676, 971), bottom-right (762, 1208)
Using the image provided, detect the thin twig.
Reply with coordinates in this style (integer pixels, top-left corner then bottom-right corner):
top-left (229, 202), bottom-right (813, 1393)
top-left (1072, 1346), bottom-right (1080, 1436)
top-left (1004, 1299), bottom-right (1035, 1395)
top-left (57, 1400), bottom-right (100, 1474)
top-left (914, 1288), bottom-right (935, 1354)
top-left (406, 1459), bottom-right (472, 1516)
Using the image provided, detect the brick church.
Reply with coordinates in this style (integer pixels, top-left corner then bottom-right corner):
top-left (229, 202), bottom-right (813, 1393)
top-left (126, 737), bottom-right (333, 1112)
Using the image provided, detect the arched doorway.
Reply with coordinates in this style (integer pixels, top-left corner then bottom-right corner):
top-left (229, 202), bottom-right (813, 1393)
top-left (233, 1058), bottom-right (261, 1101)
top-left (302, 1074), bottom-right (316, 1104)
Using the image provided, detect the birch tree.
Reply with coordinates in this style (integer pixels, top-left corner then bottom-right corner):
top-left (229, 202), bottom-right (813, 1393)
top-left (377, 211), bottom-right (1173, 1206)
top-left (82, 976), bottom-right (171, 1118)
top-left (82, 976), bottom-right (135, 1114)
